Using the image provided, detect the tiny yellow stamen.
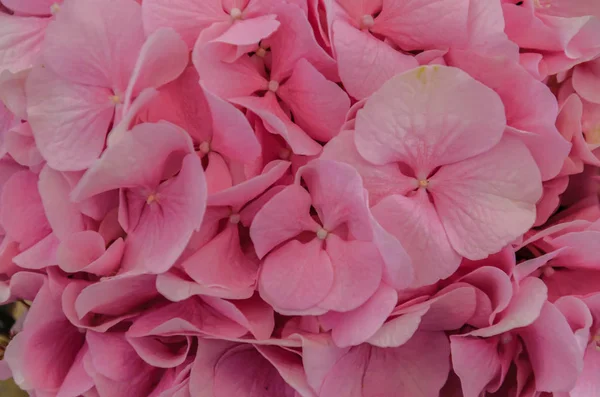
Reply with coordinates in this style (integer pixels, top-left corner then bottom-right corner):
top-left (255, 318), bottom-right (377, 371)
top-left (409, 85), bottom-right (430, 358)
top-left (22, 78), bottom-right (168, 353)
top-left (146, 193), bottom-right (159, 205)
top-left (533, 0), bottom-right (551, 8)
top-left (418, 179), bottom-right (429, 188)
top-left (50, 2), bottom-right (61, 14)
top-left (316, 228), bottom-right (328, 240)
top-left (585, 126), bottom-right (600, 145)
top-left (109, 94), bottom-right (122, 105)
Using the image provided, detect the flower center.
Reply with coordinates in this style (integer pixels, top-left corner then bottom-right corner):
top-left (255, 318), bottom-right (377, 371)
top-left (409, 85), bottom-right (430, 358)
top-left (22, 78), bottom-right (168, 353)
top-left (230, 7), bottom-right (243, 20)
top-left (585, 125), bottom-right (600, 145)
top-left (50, 2), bottom-right (61, 14)
top-left (109, 94), bottom-right (122, 105)
top-left (360, 14), bottom-right (375, 29)
top-left (278, 148), bottom-right (291, 160)
top-left (268, 80), bottom-right (279, 93)
top-left (146, 193), bottom-right (159, 205)
top-left (229, 213), bottom-right (241, 224)
top-left (198, 141), bottom-right (211, 154)
top-left (316, 228), bottom-right (329, 240)
top-left (418, 179), bottom-right (429, 189)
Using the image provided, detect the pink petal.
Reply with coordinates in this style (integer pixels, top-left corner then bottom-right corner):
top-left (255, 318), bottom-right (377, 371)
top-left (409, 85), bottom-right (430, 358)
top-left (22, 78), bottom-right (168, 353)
top-left (573, 59), bottom-right (600, 104)
top-left (26, 66), bottom-right (115, 171)
top-left (267, 2), bottom-right (336, 81)
top-left (38, 165), bottom-right (87, 240)
top-left (86, 331), bottom-right (149, 381)
top-left (124, 28), bottom-right (189, 111)
top-left (320, 130), bottom-right (418, 205)
top-left (57, 231), bottom-right (123, 276)
top-left (332, 20), bottom-right (418, 100)
top-left (470, 277), bottom-right (548, 338)
top-left (202, 295), bottom-right (275, 340)
top-left (142, 0), bottom-right (227, 48)
top-left (121, 154), bottom-right (206, 274)
top-left (0, 170), bottom-right (50, 249)
top-left (570, 345), bottom-right (600, 397)
top-left (255, 345), bottom-right (316, 397)
top-left (210, 15), bottom-right (281, 46)
top-left (259, 238), bottom-right (334, 313)
top-left (12, 233), bottom-right (59, 270)
top-left (318, 235), bottom-right (383, 312)
top-left (372, 0), bottom-right (469, 50)
top-left (43, 0), bottom-right (145, 90)
top-left (250, 184), bottom-right (319, 259)
top-left (202, 83), bottom-right (261, 163)
top-left (127, 335), bottom-right (191, 369)
top-left (331, 284), bottom-right (397, 347)
top-left (450, 336), bottom-right (501, 397)
top-left (208, 160), bottom-right (290, 210)
top-left (71, 121), bottom-right (194, 200)
top-left (2, 0), bottom-right (55, 16)
top-left (230, 94), bottom-right (323, 155)
top-left (277, 58), bottom-right (350, 142)
top-left (193, 44), bottom-right (267, 99)
top-left (0, 70), bottom-right (28, 121)
top-left (297, 159), bottom-right (372, 239)
top-left (366, 309), bottom-right (426, 348)
top-left (354, 66), bottom-right (506, 176)
top-left (0, 14), bottom-right (49, 73)
top-left (519, 301), bottom-right (584, 392)
top-left (204, 152), bottom-right (234, 195)
top-left (4, 123), bottom-right (44, 167)
top-left (181, 223), bottom-right (258, 299)
top-left (372, 191), bottom-right (461, 287)
top-left (429, 136), bottom-right (542, 260)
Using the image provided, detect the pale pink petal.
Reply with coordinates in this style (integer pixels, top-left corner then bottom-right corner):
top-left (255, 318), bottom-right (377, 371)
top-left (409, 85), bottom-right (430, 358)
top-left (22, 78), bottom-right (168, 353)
top-left (181, 224), bottom-right (257, 299)
top-left (43, 0), bottom-right (145, 90)
top-left (318, 234), bottom-right (383, 312)
top-left (121, 154), bottom-right (206, 274)
top-left (210, 15), bottom-right (281, 46)
top-left (320, 130), bottom-right (418, 205)
top-left (570, 345), bottom-right (600, 397)
top-left (4, 123), bottom-right (44, 167)
top-left (142, 0), bottom-right (227, 48)
top-left (26, 66), bottom-right (115, 171)
top-left (38, 165), bottom-right (87, 240)
top-left (124, 28), bottom-right (189, 110)
top-left (354, 66), bottom-right (506, 176)
top-left (429, 136), bottom-right (542, 260)
top-left (12, 233), bottom-right (59, 270)
top-left (193, 44), bottom-right (267, 99)
top-left (330, 284), bottom-right (397, 347)
top-left (0, 14), bottom-right (49, 73)
top-left (57, 231), bottom-right (123, 276)
top-left (573, 59), bottom-right (600, 104)
top-left (277, 59), bottom-right (350, 142)
top-left (71, 122), bottom-right (194, 200)
top-left (0, 170), bottom-right (50, 249)
top-left (372, 0), bottom-right (469, 50)
top-left (470, 277), bottom-right (548, 338)
top-left (519, 301), bottom-right (584, 392)
top-left (230, 94), bottom-right (323, 156)
top-left (250, 184), bottom-right (319, 258)
top-left (450, 336), bottom-right (500, 397)
top-left (0, 70), bottom-right (28, 120)
top-left (208, 160), bottom-right (290, 209)
top-left (297, 159), bottom-right (372, 239)
top-left (259, 238), bottom-right (334, 313)
top-left (372, 191), bottom-right (461, 287)
top-left (366, 309), bottom-right (425, 348)
top-left (202, 295), bottom-right (275, 340)
top-left (332, 20), bottom-right (418, 100)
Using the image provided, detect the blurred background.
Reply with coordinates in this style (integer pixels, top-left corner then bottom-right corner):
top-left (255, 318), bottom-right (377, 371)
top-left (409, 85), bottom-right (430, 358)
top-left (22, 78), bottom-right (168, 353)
top-left (0, 302), bottom-right (28, 397)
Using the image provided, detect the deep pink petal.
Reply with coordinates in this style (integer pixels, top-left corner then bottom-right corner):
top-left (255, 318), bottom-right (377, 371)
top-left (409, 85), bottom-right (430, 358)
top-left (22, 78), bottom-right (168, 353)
top-left (450, 336), bottom-right (501, 397)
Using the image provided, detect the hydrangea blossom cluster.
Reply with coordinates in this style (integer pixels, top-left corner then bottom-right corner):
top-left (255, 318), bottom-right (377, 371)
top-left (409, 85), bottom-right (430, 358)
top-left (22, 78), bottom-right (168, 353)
top-left (1, 0), bottom-right (600, 396)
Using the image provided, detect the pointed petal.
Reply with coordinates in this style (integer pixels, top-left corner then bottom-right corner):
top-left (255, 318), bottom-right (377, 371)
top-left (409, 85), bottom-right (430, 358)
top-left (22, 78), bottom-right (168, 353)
top-left (450, 336), bottom-right (501, 397)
